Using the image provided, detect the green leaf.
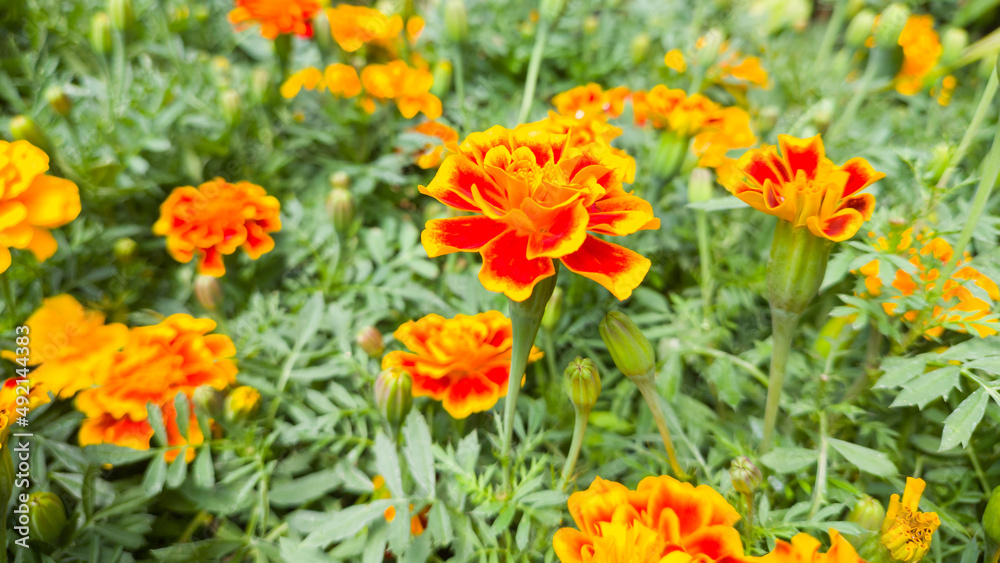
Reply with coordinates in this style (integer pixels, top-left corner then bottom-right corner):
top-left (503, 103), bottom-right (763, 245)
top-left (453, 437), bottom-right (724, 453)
top-left (303, 499), bottom-right (393, 548)
top-left (269, 469), bottom-right (343, 507)
top-left (827, 438), bottom-right (897, 478)
top-left (174, 393), bottom-right (190, 440)
top-left (402, 410), bottom-right (435, 499)
top-left (891, 367), bottom-right (960, 409)
top-left (760, 447), bottom-right (818, 473)
top-left (147, 403), bottom-right (168, 448)
top-left (374, 431), bottom-right (404, 497)
top-left (193, 447), bottom-right (215, 488)
top-left (940, 388), bottom-right (989, 451)
top-left (874, 357), bottom-right (926, 389)
top-left (166, 449), bottom-right (188, 488)
top-left (516, 514), bottom-right (531, 551)
top-left (143, 454), bottom-right (168, 497)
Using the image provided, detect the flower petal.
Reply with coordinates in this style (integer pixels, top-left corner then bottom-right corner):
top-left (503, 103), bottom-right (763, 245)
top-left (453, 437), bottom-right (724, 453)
top-left (422, 216), bottom-right (508, 257)
top-left (587, 195), bottom-right (658, 236)
top-left (525, 202), bottom-right (589, 260)
top-left (778, 134), bottom-right (825, 180)
top-left (841, 157), bottom-right (886, 197)
top-left (478, 229), bottom-right (556, 302)
top-left (560, 235), bottom-right (650, 300)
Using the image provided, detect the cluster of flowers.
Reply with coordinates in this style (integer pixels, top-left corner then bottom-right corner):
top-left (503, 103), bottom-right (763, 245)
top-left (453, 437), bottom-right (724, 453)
top-left (664, 33), bottom-right (771, 90)
top-left (867, 14), bottom-right (956, 103)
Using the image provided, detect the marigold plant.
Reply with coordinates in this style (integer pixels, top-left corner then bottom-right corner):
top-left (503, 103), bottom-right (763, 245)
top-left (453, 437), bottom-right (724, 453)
top-left (0, 378), bottom-right (50, 449)
top-left (880, 477), bottom-right (940, 563)
top-left (893, 16), bottom-right (942, 96)
top-left (760, 529), bottom-right (866, 563)
top-left (153, 177), bottom-right (281, 277)
top-left (0, 140), bottom-right (81, 273)
top-left (280, 65), bottom-right (362, 99)
top-left (327, 4), bottom-right (403, 52)
top-left (381, 311), bottom-right (541, 418)
top-left (360, 61), bottom-right (442, 119)
top-left (411, 120), bottom-right (459, 169)
top-left (228, 0), bottom-right (320, 39)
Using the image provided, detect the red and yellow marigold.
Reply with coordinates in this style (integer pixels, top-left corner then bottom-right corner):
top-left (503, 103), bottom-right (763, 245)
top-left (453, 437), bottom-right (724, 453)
top-left (76, 315), bottom-right (237, 462)
top-left (381, 311), bottom-right (541, 418)
top-left (880, 478), bottom-right (940, 563)
top-left (419, 123), bottom-right (659, 301)
top-left (553, 475), bottom-right (750, 562)
top-left (759, 529), bottom-right (866, 563)
top-left (228, 0), bottom-right (320, 39)
top-left (528, 112), bottom-right (637, 183)
top-left (327, 4), bottom-right (403, 52)
top-left (360, 61), bottom-right (442, 119)
top-left (0, 140), bottom-right (81, 274)
top-left (718, 134), bottom-right (885, 242)
top-left (153, 178), bottom-right (281, 277)
top-left (411, 120), bottom-right (459, 169)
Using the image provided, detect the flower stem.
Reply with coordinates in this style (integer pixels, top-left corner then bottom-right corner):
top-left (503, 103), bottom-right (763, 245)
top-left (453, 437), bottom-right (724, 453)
top-left (559, 407), bottom-right (589, 489)
top-left (501, 270), bottom-right (558, 492)
top-left (695, 208), bottom-right (712, 325)
top-left (935, 69), bottom-right (998, 190)
top-left (808, 411), bottom-right (829, 518)
top-left (741, 491), bottom-right (755, 548)
top-left (830, 48), bottom-right (885, 139)
top-left (517, 21), bottom-right (550, 124)
top-left (762, 307), bottom-right (799, 453)
top-left (815, 0), bottom-right (847, 68)
top-left (633, 375), bottom-right (686, 479)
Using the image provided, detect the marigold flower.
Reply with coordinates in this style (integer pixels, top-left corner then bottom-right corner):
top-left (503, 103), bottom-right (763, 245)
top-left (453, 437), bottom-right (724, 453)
top-left (360, 61), bottom-right (442, 119)
top-left (76, 314), bottom-right (237, 462)
top-left (381, 311), bottom-right (541, 418)
top-left (881, 477), bottom-right (940, 563)
top-left (664, 49), bottom-right (687, 72)
top-left (760, 529), bottom-right (865, 563)
top-left (228, 0), bottom-right (320, 39)
top-left (552, 84), bottom-right (630, 121)
top-left (933, 75), bottom-right (956, 106)
top-left (0, 140), bottom-right (81, 274)
top-left (690, 106), bottom-right (756, 168)
top-left (411, 120), bottom-right (459, 169)
top-left (406, 15), bottom-right (425, 43)
top-left (553, 475), bottom-right (750, 563)
top-left (372, 475), bottom-right (429, 535)
top-left (719, 55), bottom-right (769, 88)
top-left (0, 295), bottom-right (127, 399)
top-left (718, 134), bottom-right (885, 242)
top-left (280, 67), bottom-right (325, 99)
top-left (893, 16), bottom-right (942, 96)
top-left (153, 178), bottom-right (281, 277)
top-left (419, 123), bottom-right (659, 301)
top-left (0, 378), bottom-right (50, 448)
top-left (281, 64), bottom-right (362, 99)
top-left (528, 112), bottom-right (636, 182)
top-left (327, 4), bottom-right (403, 52)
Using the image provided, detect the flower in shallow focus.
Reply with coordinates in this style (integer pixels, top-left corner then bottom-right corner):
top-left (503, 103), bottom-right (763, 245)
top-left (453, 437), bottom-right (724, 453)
top-left (718, 134), bottom-right (885, 242)
top-left (327, 4), bottom-right (403, 52)
top-left (893, 16), bottom-right (942, 96)
top-left (528, 112), bottom-right (636, 183)
top-left (552, 84), bottom-right (630, 121)
top-left (419, 123), bottom-right (658, 301)
top-left (880, 478), bottom-right (940, 563)
top-left (281, 64), bottom-right (362, 99)
top-left (381, 311), bottom-right (541, 418)
top-left (411, 120), bottom-right (459, 169)
top-left (76, 315), bottom-right (237, 462)
top-left (718, 55), bottom-right (769, 88)
top-left (664, 49), bottom-right (687, 72)
top-left (0, 295), bottom-right (127, 399)
top-left (153, 178), bottom-right (281, 277)
top-left (0, 378), bottom-right (50, 448)
top-left (228, 0), bottom-right (320, 39)
top-left (553, 475), bottom-right (750, 562)
top-left (360, 61), bottom-right (442, 119)
top-left (760, 529), bottom-right (866, 563)
top-left (0, 140), bottom-right (81, 274)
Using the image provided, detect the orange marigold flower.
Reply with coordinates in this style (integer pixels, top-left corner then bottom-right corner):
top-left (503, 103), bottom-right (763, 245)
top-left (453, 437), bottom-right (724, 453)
top-left (718, 134), bottom-right (885, 242)
top-left (664, 49), bottom-right (687, 72)
top-left (719, 55), bottom-right (769, 88)
top-left (76, 314), bottom-right (237, 462)
top-left (406, 15), bottom-right (425, 43)
top-left (632, 87), bottom-right (717, 135)
top-left (760, 529), bottom-right (866, 563)
top-left (228, 0), bottom-right (320, 39)
top-left (360, 61), bottom-right (442, 119)
top-left (0, 378), bottom-right (50, 448)
top-left (327, 4), bottom-right (402, 52)
top-left (553, 475), bottom-right (750, 563)
top-left (881, 478), bottom-right (940, 562)
top-left (419, 123), bottom-right (658, 301)
top-left (411, 120), bottom-right (459, 169)
top-left (894, 16), bottom-right (942, 96)
top-left (690, 106), bottom-right (756, 168)
top-left (281, 64), bottom-right (362, 99)
top-left (0, 295), bottom-right (127, 399)
top-left (529, 112), bottom-right (636, 182)
top-left (0, 140), bottom-right (81, 274)
top-left (381, 311), bottom-right (542, 418)
top-left (153, 178), bottom-right (281, 277)
top-left (552, 84), bottom-right (630, 120)
top-left (281, 67), bottom-right (326, 99)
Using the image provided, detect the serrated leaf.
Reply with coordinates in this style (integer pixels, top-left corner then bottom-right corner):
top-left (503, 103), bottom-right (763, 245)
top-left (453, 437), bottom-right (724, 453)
top-left (303, 499), bottom-right (393, 548)
top-left (828, 438), bottom-right (897, 478)
top-left (147, 403), bottom-right (168, 448)
top-left (269, 469), bottom-right (342, 507)
top-left (174, 393), bottom-right (190, 439)
top-left (143, 455), bottom-right (168, 497)
top-left (516, 514), bottom-right (531, 550)
top-left (891, 367), bottom-right (960, 409)
top-left (374, 431), bottom-right (404, 497)
top-left (760, 447), bottom-right (817, 473)
top-left (874, 357), bottom-right (926, 389)
top-left (193, 447), bottom-right (215, 488)
top-left (166, 449), bottom-right (188, 488)
top-left (402, 410), bottom-right (435, 498)
top-left (940, 388), bottom-right (989, 451)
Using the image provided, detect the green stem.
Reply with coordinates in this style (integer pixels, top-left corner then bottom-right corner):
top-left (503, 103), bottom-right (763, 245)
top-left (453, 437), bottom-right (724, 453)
top-left (762, 307), bottom-right (799, 453)
top-left (742, 491), bottom-right (755, 548)
top-left (815, 0), bottom-right (847, 68)
top-left (501, 270), bottom-right (558, 492)
top-left (990, 546), bottom-right (1000, 563)
top-left (559, 407), bottom-right (589, 488)
top-left (517, 22), bottom-right (550, 124)
top-left (695, 209), bottom-right (712, 325)
top-left (809, 411), bottom-right (829, 518)
top-left (453, 43), bottom-right (468, 135)
top-left (935, 70), bottom-right (998, 190)
top-left (544, 329), bottom-right (558, 385)
top-left (830, 48), bottom-right (885, 139)
top-left (966, 444), bottom-right (991, 495)
top-left (633, 375), bottom-right (686, 478)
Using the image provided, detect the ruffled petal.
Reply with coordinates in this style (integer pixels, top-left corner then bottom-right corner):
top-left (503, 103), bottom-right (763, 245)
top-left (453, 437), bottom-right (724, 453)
top-left (840, 157), bottom-right (886, 197)
top-left (15, 175), bottom-right (81, 228)
top-left (560, 235), bottom-right (650, 300)
top-left (478, 229), bottom-right (556, 302)
top-left (778, 134), bottom-right (825, 180)
top-left (807, 209), bottom-right (864, 242)
top-left (422, 216), bottom-right (508, 257)
top-left (587, 195), bottom-right (658, 236)
top-left (525, 202), bottom-right (589, 259)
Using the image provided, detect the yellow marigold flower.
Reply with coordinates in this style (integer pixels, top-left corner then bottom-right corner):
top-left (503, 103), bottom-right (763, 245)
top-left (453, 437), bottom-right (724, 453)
top-left (720, 55), bottom-right (769, 88)
top-left (282, 65), bottom-right (362, 99)
top-left (280, 67), bottom-right (325, 99)
top-left (718, 134), bottom-right (885, 242)
top-left (76, 314), bottom-right (237, 462)
top-left (933, 75), bottom-right (956, 106)
top-left (894, 16), bottom-right (942, 96)
top-left (691, 106), bottom-right (756, 168)
top-left (327, 4), bottom-right (402, 52)
top-left (664, 49), bottom-right (687, 72)
top-left (0, 295), bottom-right (127, 399)
top-left (406, 15), bottom-right (425, 43)
top-left (360, 61), bottom-right (442, 119)
top-left (0, 140), bottom-right (81, 274)
top-left (228, 0), bottom-right (320, 39)
top-left (410, 120), bottom-right (459, 169)
top-left (632, 87), bottom-right (717, 136)
top-left (552, 83), bottom-right (630, 120)
top-left (0, 378), bottom-right (50, 449)
top-left (881, 477), bottom-right (940, 562)
top-left (760, 529), bottom-right (866, 563)
top-left (152, 178), bottom-right (281, 277)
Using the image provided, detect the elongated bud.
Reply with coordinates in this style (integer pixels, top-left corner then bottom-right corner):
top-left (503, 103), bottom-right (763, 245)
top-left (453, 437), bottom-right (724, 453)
top-left (939, 28), bottom-right (967, 67)
top-left (374, 367), bottom-right (413, 428)
top-left (845, 9), bottom-right (876, 48)
top-left (91, 12), bottom-right (112, 54)
top-left (193, 384), bottom-right (223, 417)
top-left (812, 99), bottom-right (833, 133)
top-left (431, 61), bottom-right (453, 97)
top-left (849, 495), bottom-right (885, 533)
top-left (564, 356), bottom-right (601, 411)
top-left (540, 0), bottom-right (566, 23)
top-left (44, 86), bottom-right (72, 117)
top-left (356, 326), bottom-right (385, 358)
top-left (113, 237), bottom-right (137, 262)
top-left (730, 456), bottom-right (762, 495)
top-left (221, 89), bottom-right (241, 126)
top-left (327, 188), bottom-right (355, 233)
top-left (541, 286), bottom-right (563, 331)
top-left (444, 0), bottom-right (468, 43)
top-left (109, 0), bottom-right (135, 31)
top-left (874, 4), bottom-right (909, 47)
top-left (985, 485), bottom-right (1000, 545)
top-left (10, 115), bottom-right (52, 154)
top-left (225, 386), bottom-right (261, 422)
top-left (27, 492), bottom-right (67, 544)
top-left (599, 311), bottom-right (655, 379)
top-left (688, 168), bottom-right (713, 203)
top-left (630, 33), bottom-right (651, 65)
top-left (194, 274), bottom-right (222, 311)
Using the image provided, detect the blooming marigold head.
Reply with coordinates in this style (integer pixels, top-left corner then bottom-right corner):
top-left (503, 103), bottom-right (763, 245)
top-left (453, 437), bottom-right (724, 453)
top-left (152, 178), bottom-right (281, 277)
top-left (228, 0), bottom-right (320, 39)
top-left (380, 311), bottom-right (542, 418)
top-left (880, 477), bottom-right (940, 563)
top-left (760, 529), bottom-right (866, 563)
top-left (553, 475), bottom-right (749, 563)
top-left (281, 64), bottom-right (362, 99)
top-left (718, 134), bottom-right (885, 242)
top-left (552, 84), bottom-right (630, 121)
top-left (894, 16), bottom-right (942, 96)
top-left (0, 140), bottom-right (81, 274)
top-left (419, 123), bottom-right (659, 301)
top-left (360, 61), bottom-right (442, 119)
top-left (327, 4), bottom-right (403, 52)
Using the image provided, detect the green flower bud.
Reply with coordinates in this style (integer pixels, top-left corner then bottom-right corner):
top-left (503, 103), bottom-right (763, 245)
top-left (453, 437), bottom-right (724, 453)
top-left (431, 61), bottom-right (453, 98)
top-left (630, 33), bottom-right (651, 65)
top-left (327, 188), bottom-right (355, 233)
top-left (874, 3), bottom-right (910, 48)
top-left (251, 67), bottom-right (271, 103)
top-left (540, 0), bottom-right (566, 23)
top-left (44, 86), bottom-right (72, 117)
top-left (374, 367), bottom-right (413, 428)
top-left (767, 219), bottom-right (832, 316)
top-left (812, 99), bottom-right (833, 133)
top-left (109, 0), bottom-right (135, 31)
top-left (845, 0), bottom-right (864, 18)
top-left (940, 28), bottom-right (968, 66)
top-left (564, 357), bottom-right (601, 412)
top-left (313, 8), bottom-right (332, 52)
top-left (927, 143), bottom-right (951, 184)
top-left (330, 171), bottom-right (350, 190)
top-left (194, 274), bottom-right (222, 311)
top-left (599, 311), bottom-right (655, 379)
top-left (356, 326), bottom-right (385, 358)
top-left (688, 168), bottom-right (713, 204)
top-left (541, 286), bottom-right (563, 331)
top-left (220, 89), bottom-right (241, 126)
top-left (444, 0), bottom-right (468, 43)
top-left (192, 385), bottom-right (223, 417)
top-left (985, 485), bottom-right (1000, 545)
top-left (113, 237), bottom-right (137, 262)
top-left (225, 386), bottom-right (261, 422)
top-left (848, 494), bottom-right (885, 533)
top-left (583, 15), bottom-right (599, 35)
top-left (651, 131), bottom-right (689, 180)
top-left (845, 9), bottom-right (876, 48)
top-left (9, 115), bottom-right (51, 154)
top-left (91, 12), bottom-right (112, 54)
top-left (27, 492), bottom-right (67, 544)
top-left (730, 456), bottom-right (762, 495)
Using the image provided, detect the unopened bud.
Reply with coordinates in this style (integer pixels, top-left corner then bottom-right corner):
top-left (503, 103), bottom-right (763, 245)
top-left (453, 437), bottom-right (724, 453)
top-left (688, 168), bottom-right (713, 203)
top-left (10, 115), bottom-right (51, 154)
top-left (327, 188), bottom-right (355, 233)
top-left (225, 386), bottom-right (261, 423)
top-left (44, 86), bottom-right (72, 117)
top-left (193, 385), bottom-right (223, 416)
top-left (541, 286), bottom-right (563, 331)
top-left (583, 15), bottom-right (599, 35)
top-left (985, 485), bottom-right (1000, 545)
top-left (113, 237), bottom-right (137, 262)
top-left (564, 356), bottom-right (601, 412)
top-left (845, 9), bottom-right (876, 48)
top-left (730, 456), bottom-right (763, 495)
top-left (108, 0), bottom-right (134, 31)
top-left (599, 311), bottom-right (655, 379)
top-left (927, 143), bottom-right (951, 183)
top-left (979, 52), bottom-right (999, 81)
top-left (220, 89), bottom-right (241, 125)
top-left (939, 28), bottom-right (967, 66)
top-left (356, 326), bottom-right (385, 358)
top-left (630, 33), bottom-right (651, 65)
top-left (251, 67), bottom-right (271, 102)
top-left (874, 4), bottom-right (910, 48)
top-left (812, 99), bottom-right (833, 133)
top-left (540, 0), bottom-right (566, 23)
top-left (194, 274), bottom-right (222, 311)
top-left (91, 12), bottom-right (112, 54)
top-left (848, 494), bottom-right (885, 533)
top-left (431, 61), bottom-right (453, 98)
top-left (374, 367), bottom-right (413, 428)
top-left (27, 492), bottom-right (67, 545)
top-left (444, 0), bottom-right (469, 43)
